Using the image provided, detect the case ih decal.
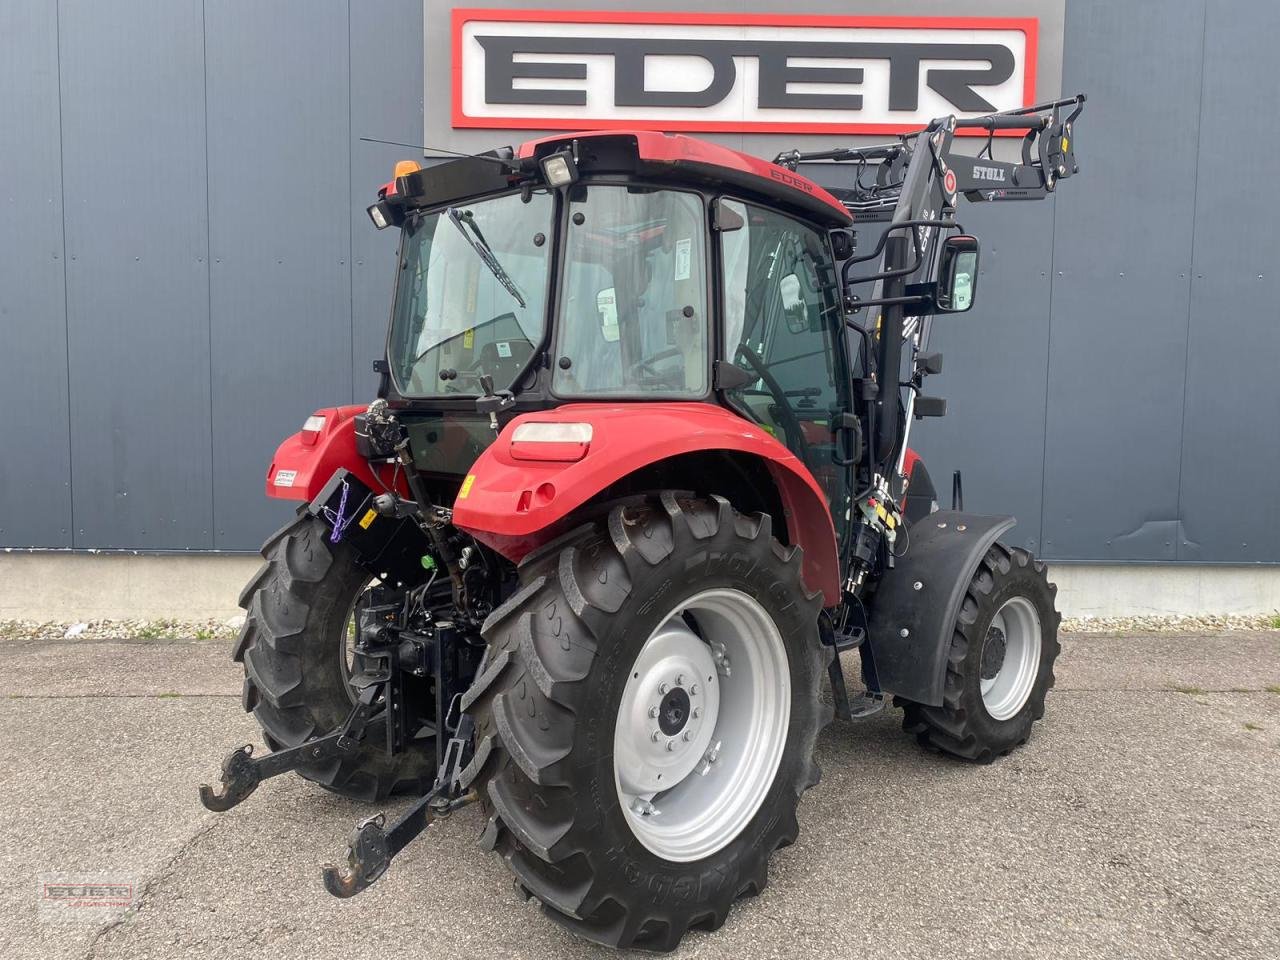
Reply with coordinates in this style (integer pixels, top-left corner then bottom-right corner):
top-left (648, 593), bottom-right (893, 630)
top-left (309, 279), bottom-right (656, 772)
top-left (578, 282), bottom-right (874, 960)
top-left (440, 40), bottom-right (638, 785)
top-left (452, 9), bottom-right (1038, 135)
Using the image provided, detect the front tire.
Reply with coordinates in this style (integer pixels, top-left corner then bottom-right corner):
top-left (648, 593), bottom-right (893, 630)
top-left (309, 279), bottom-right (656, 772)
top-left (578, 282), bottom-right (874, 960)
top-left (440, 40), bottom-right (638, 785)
top-left (899, 542), bottom-right (1061, 762)
top-left (461, 493), bottom-right (830, 951)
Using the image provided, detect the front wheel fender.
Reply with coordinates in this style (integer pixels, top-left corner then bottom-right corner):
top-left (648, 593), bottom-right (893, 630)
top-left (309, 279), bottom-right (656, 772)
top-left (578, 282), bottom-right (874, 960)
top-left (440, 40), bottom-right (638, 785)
top-left (866, 511), bottom-right (1016, 706)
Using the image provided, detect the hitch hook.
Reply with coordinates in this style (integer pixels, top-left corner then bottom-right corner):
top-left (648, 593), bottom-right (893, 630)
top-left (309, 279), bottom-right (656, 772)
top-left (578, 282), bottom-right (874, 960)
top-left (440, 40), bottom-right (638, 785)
top-left (322, 814), bottom-right (392, 898)
top-left (198, 744), bottom-right (261, 812)
top-left (321, 720), bottom-right (478, 899)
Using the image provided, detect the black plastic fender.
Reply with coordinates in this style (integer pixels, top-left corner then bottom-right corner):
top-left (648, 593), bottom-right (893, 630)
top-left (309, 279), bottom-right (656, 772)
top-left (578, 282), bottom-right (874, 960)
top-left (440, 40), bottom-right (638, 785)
top-left (866, 511), bottom-right (1015, 706)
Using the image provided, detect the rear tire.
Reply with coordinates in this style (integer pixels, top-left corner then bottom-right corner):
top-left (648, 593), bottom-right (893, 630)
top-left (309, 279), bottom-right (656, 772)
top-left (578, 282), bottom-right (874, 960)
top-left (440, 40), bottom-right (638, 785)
top-left (461, 493), bottom-right (830, 951)
top-left (899, 542), bottom-right (1061, 762)
top-left (233, 514), bottom-right (436, 801)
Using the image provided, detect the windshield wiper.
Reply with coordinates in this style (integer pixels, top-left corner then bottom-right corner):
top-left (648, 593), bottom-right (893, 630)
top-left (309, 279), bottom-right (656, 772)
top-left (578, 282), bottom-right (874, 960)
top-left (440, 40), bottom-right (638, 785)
top-left (446, 207), bottom-right (527, 308)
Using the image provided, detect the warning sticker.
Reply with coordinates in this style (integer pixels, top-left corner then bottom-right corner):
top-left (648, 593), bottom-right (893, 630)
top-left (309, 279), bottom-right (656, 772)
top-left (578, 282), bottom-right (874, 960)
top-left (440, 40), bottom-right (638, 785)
top-left (462, 329), bottom-right (474, 349)
top-left (273, 470), bottom-right (297, 488)
top-left (674, 238), bottom-right (692, 281)
top-left (457, 474), bottom-right (476, 499)
top-left (496, 341), bottom-right (512, 358)
top-left (359, 508), bottom-right (378, 530)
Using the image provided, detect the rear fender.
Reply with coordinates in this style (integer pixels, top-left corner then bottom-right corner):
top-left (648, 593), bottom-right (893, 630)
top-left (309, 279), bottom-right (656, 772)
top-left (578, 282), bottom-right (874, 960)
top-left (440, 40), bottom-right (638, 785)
top-left (866, 511), bottom-right (1015, 706)
top-left (265, 405), bottom-right (408, 502)
top-left (451, 403), bottom-right (841, 604)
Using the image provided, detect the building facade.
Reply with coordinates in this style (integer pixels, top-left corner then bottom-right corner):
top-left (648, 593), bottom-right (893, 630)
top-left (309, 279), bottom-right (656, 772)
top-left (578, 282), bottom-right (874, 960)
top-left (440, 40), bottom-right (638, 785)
top-left (1, 0), bottom-right (1275, 577)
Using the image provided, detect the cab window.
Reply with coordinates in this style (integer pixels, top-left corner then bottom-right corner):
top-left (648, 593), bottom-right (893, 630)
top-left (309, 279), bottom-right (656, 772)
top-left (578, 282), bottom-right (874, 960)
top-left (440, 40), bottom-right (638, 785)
top-left (720, 199), bottom-right (849, 514)
top-left (554, 185), bottom-right (708, 397)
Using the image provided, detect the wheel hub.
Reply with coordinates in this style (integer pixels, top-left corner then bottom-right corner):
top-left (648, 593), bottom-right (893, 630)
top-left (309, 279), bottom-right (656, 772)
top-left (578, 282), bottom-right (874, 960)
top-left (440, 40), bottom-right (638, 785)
top-left (981, 626), bottom-right (1007, 680)
top-left (614, 622), bottom-right (719, 799)
top-left (658, 686), bottom-right (692, 736)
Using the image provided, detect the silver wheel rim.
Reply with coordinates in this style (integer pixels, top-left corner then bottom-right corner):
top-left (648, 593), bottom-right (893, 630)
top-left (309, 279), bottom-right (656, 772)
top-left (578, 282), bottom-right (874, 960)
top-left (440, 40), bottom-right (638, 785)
top-left (980, 596), bottom-right (1042, 720)
top-left (613, 588), bottom-right (790, 862)
top-left (339, 577), bottom-right (374, 703)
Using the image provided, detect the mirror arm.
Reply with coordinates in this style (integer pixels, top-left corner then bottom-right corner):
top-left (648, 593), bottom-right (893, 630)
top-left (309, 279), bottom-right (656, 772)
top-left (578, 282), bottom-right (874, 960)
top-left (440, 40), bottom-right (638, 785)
top-left (845, 293), bottom-right (930, 313)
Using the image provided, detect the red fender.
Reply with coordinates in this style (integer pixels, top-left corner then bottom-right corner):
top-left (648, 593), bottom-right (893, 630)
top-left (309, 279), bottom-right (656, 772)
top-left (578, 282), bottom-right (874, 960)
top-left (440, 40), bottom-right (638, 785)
top-left (451, 403), bottom-right (841, 605)
top-left (264, 405), bottom-right (408, 502)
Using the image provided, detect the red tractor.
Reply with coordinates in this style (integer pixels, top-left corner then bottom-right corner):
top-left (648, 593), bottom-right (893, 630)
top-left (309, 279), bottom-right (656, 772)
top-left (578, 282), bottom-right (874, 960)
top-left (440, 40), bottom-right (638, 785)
top-left (202, 96), bottom-right (1084, 951)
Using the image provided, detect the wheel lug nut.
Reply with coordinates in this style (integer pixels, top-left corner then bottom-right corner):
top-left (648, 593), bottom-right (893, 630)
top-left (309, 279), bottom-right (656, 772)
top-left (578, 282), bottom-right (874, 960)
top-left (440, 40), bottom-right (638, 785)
top-left (693, 707), bottom-right (702, 719)
top-left (651, 730), bottom-right (661, 742)
top-left (666, 739), bottom-right (677, 751)
top-left (648, 706), bottom-right (659, 718)
top-left (676, 674), bottom-right (686, 686)
top-left (690, 684), bottom-right (699, 696)
top-left (658, 682), bottom-right (670, 695)
top-left (683, 730), bottom-right (694, 741)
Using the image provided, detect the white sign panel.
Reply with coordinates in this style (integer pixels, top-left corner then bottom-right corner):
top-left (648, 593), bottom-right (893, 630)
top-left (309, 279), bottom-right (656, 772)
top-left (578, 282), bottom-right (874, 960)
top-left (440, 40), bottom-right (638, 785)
top-left (452, 10), bottom-right (1038, 136)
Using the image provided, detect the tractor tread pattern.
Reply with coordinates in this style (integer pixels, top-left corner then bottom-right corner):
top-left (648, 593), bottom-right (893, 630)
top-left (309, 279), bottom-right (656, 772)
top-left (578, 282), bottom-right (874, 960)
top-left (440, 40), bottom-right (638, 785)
top-left (898, 542), bottom-right (1061, 763)
top-left (461, 493), bottom-right (829, 952)
top-left (234, 514), bottom-right (434, 802)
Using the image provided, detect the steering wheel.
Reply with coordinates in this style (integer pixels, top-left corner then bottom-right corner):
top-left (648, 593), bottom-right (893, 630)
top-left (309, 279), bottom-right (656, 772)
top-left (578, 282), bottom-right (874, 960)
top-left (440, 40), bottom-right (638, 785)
top-left (733, 344), bottom-right (813, 471)
top-left (626, 347), bottom-right (685, 390)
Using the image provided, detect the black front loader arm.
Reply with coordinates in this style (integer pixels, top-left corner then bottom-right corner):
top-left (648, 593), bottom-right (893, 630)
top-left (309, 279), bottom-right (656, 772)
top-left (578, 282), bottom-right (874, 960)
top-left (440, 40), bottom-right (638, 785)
top-left (778, 94), bottom-right (1085, 493)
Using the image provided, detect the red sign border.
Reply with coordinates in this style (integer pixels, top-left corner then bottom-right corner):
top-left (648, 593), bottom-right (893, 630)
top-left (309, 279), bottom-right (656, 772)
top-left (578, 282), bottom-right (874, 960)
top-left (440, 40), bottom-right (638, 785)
top-left (450, 8), bottom-right (1039, 136)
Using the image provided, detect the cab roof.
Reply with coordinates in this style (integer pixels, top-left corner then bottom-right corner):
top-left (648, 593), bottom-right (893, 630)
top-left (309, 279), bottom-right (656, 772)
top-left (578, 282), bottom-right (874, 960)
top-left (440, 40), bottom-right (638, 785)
top-left (518, 130), bottom-right (853, 228)
top-left (385, 130), bottom-right (853, 230)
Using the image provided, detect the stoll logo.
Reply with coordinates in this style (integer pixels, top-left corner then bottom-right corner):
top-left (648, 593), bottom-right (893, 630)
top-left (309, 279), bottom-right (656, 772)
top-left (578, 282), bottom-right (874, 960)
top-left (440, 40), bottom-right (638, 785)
top-left (452, 10), bottom-right (1038, 135)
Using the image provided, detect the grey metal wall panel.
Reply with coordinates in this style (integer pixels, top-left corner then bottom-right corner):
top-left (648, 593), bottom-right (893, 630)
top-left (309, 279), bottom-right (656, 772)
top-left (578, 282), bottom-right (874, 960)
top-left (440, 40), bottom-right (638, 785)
top-left (350, 0), bottom-right (425, 401)
top-left (911, 201), bottom-right (1055, 556)
top-left (4, 0), bottom-right (1278, 565)
top-left (206, 1), bottom-right (354, 549)
top-left (0, 0), bottom-right (73, 547)
top-left (1176, 0), bottom-right (1280, 562)
top-left (58, 0), bottom-right (213, 549)
top-left (1040, 0), bottom-right (1204, 560)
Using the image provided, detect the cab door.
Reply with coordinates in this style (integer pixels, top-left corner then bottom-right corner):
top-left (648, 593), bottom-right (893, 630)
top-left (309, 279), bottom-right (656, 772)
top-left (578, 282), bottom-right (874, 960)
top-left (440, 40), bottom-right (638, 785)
top-left (718, 199), bottom-right (853, 542)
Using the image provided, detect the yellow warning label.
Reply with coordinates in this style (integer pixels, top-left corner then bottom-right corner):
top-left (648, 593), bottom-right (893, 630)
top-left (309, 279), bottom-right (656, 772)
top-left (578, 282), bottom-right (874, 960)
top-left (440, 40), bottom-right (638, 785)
top-left (462, 329), bottom-right (474, 350)
top-left (457, 474), bottom-right (476, 499)
top-left (359, 508), bottom-right (377, 530)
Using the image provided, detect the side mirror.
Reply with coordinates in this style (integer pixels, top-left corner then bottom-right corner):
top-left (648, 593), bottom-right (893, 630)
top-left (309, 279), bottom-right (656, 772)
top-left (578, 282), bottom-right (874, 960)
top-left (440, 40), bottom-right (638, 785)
top-left (829, 229), bottom-right (855, 261)
top-left (936, 235), bottom-right (980, 312)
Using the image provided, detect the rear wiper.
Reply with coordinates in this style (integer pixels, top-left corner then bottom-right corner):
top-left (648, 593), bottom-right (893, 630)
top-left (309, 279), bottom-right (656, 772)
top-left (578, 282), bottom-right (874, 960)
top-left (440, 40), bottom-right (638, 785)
top-left (446, 207), bottom-right (527, 308)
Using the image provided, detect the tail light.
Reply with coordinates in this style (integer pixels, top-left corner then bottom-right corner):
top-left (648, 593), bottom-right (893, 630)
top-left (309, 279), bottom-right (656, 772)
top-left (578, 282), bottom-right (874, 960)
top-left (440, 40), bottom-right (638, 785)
top-left (509, 422), bottom-right (593, 462)
top-left (299, 414), bottom-right (327, 447)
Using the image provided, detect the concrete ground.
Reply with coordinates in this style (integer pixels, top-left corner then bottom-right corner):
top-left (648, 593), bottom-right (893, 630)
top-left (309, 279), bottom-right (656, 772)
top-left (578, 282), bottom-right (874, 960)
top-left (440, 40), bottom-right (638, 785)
top-left (2, 630), bottom-right (1278, 960)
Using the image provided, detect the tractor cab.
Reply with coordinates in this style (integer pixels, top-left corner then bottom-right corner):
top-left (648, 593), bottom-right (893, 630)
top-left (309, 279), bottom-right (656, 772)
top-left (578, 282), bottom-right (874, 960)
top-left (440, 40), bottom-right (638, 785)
top-left (372, 130), bottom-right (859, 520)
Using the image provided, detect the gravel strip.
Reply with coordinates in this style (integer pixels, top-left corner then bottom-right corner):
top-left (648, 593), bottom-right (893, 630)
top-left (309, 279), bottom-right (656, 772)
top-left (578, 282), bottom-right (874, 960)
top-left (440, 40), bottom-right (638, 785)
top-left (0, 616), bottom-right (245, 642)
top-left (1061, 612), bottom-right (1280, 634)
top-left (1, 611), bottom-right (1278, 642)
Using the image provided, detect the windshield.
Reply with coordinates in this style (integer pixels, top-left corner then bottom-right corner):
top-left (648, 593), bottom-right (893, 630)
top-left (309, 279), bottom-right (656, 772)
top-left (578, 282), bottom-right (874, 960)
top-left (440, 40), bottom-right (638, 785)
top-left (388, 190), bottom-right (553, 396)
top-left (553, 186), bottom-right (708, 397)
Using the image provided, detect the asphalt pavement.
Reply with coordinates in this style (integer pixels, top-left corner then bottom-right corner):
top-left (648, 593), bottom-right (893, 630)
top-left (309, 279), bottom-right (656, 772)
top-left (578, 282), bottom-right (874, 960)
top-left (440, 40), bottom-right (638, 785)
top-left (2, 629), bottom-right (1277, 959)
